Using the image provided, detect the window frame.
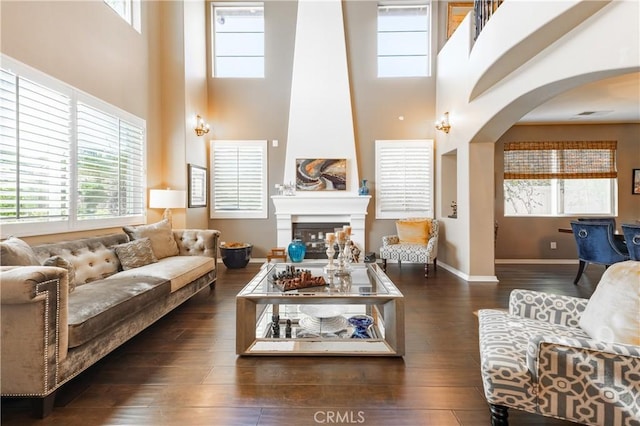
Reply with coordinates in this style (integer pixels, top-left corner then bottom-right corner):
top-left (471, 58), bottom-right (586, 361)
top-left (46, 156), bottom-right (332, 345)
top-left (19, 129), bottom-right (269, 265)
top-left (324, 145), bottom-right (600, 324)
top-left (375, 139), bottom-right (434, 219)
top-left (377, 3), bottom-right (431, 78)
top-left (502, 141), bottom-right (618, 217)
top-left (211, 2), bottom-right (265, 79)
top-left (0, 55), bottom-right (147, 239)
top-left (103, 0), bottom-right (142, 33)
top-left (209, 139), bottom-right (268, 219)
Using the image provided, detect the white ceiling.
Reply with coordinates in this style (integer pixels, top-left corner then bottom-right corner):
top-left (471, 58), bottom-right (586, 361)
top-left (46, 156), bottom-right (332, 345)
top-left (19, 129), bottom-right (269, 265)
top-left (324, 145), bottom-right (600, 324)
top-left (517, 72), bottom-right (640, 124)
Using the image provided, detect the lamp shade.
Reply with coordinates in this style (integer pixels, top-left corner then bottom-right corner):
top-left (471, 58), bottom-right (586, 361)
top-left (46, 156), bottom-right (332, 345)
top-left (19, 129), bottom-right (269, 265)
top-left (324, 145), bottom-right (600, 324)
top-left (149, 189), bottom-right (186, 209)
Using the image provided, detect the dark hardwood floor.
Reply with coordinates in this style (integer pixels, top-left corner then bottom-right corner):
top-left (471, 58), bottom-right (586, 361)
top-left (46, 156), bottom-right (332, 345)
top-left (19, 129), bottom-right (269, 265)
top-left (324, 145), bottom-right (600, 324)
top-left (2, 261), bottom-right (603, 425)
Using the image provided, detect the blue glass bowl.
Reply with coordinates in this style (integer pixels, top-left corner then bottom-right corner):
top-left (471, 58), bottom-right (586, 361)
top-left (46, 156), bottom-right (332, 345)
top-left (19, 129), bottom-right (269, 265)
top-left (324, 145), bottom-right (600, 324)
top-left (348, 315), bottom-right (373, 328)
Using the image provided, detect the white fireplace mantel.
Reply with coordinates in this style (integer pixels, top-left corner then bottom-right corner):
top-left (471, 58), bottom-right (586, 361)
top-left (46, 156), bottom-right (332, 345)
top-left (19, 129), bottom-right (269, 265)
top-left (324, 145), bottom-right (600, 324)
top-left (271, 194), bottom-right (371, 255)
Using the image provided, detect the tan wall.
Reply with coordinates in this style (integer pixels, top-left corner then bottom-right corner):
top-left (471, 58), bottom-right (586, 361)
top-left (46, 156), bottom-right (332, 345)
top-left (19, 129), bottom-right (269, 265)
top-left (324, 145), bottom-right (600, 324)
top-left (495, 123), bottom-right (640, 260)
top-left (206, 0), bottom-right (438, 257)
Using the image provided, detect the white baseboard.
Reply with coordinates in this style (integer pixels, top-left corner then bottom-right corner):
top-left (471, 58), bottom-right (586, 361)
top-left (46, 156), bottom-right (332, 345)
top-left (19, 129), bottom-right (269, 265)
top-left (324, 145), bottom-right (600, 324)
top-left (495, 259), bottom-right (578, 264)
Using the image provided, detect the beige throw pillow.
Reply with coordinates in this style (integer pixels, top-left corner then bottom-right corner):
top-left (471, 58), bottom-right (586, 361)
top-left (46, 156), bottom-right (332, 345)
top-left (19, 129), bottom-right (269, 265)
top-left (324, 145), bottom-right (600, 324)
top-left (579, 260), bottom-right (640, 346)
top-left (123, 219), bottom-right (179, 259)
top-left (43, 255), bottom-right (77, 293)
top-left (112, 238), bottom-right (158, 270)
top-left (1, 237), bottom-right (41, 266)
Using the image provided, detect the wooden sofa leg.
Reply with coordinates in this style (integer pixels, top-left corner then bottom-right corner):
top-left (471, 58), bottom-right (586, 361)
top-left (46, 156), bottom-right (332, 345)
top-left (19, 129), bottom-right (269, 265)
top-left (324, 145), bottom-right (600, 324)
top-left (382, 259), bottom-right (387, 271)
top-left (424, 263), bottom-right (428, 278)
top-left (489, 404), bottom-right (508, 426)
top-left (32, 392), bottom-right (56, 419)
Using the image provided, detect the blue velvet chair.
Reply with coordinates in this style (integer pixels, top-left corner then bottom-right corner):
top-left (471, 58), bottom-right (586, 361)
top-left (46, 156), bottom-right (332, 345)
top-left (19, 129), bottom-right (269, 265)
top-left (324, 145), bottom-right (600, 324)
top-left (570, 220), bottom-right (630, 284)
top-left (622, 224), bottom-right (640, 261)
top-left (577, 217), bottom-right (628, 253)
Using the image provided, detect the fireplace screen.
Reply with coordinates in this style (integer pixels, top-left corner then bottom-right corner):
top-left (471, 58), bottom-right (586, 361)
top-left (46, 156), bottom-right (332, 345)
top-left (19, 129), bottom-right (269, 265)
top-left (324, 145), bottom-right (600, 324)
top-left (295, 159), bottom-right (346, 191)
top-left (292, 222), bottom-right (348, 259)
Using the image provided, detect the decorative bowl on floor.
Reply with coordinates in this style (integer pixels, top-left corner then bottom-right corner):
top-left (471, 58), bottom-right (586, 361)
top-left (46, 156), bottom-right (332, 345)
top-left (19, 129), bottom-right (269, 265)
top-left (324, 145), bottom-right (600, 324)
top-left (220, 242), bottom-right (252, 269)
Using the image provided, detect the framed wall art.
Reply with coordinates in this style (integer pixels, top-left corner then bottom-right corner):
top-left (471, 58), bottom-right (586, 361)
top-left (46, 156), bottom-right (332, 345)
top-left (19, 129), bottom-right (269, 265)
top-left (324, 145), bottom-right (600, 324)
top-left (188, 164), bottom-right (208, 207)
top-left (295, 158), bottom-right (347, 191)
top-left (447, 2), bottom-right (474, 39)
top-left (633, 169), bottom-right (640, 195)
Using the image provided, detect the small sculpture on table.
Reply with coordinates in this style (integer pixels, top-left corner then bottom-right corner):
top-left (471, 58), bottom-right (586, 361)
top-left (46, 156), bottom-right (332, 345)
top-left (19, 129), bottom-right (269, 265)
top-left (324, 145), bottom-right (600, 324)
top-left (271, 314), bottom-right (280, 338)
top-left (285, 319), bottom-right (292, 338)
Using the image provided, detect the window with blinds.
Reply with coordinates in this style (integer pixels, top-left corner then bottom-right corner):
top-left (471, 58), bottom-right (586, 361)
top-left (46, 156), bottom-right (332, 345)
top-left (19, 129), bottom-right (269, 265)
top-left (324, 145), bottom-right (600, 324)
top-left (503, 141), bottom-right (617, 216)
top-left (0, 56), bottom-right (146, 237)
top-left (210, 140), bottom-right (267, 219)
top-left (375, 139), bottom-right (434, 219)
top-left (377, 4), bottom-right (430, 78)
top-left (212, 3), bottom-right (264, 78)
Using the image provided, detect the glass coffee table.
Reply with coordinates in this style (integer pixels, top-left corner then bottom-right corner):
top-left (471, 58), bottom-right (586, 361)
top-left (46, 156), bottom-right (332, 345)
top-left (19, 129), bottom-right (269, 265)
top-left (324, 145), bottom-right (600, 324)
top-left (236, 262), bottom-right (405, 356)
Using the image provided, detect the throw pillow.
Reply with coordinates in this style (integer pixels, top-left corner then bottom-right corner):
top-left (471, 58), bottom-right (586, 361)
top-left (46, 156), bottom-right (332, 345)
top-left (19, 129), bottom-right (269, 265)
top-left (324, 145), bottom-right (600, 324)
top-left (396, 218), bottom-right (431, 245)
top-left (123, 219), bottom-right (179, 259)
top-left (0, 236), bottom-right (41, 266)
top-left (112, 238), bottom-right (158, 271)
top-left (43, 255), bottom-right (77, 293)
top-left (579, 260), bottom-right (640, 346)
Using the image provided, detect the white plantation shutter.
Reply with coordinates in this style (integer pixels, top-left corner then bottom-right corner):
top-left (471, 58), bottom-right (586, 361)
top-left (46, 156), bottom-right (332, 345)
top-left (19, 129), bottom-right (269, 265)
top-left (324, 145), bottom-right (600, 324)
top-left (0, 55), bottom-right (146, 237)
top-left (375, 139), bottom-right (434, 219)
top-left (76, 102), bottom-right (145, 220)
top-left (0, 69), bottom-right (72, 224)
top-left (210, 140), bottom-right (267, 219)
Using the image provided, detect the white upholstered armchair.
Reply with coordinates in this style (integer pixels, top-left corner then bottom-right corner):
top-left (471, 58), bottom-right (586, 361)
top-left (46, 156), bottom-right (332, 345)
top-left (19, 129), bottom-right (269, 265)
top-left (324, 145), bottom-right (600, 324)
top-left (478, 261), bottom-right (640, 425)
top-left (379, 218), bottom-right (438, 277)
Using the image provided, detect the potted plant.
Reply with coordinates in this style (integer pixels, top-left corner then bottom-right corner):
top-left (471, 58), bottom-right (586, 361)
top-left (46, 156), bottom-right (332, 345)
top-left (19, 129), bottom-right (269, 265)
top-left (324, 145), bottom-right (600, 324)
top-left (219, 242), bottom-right (253, 269)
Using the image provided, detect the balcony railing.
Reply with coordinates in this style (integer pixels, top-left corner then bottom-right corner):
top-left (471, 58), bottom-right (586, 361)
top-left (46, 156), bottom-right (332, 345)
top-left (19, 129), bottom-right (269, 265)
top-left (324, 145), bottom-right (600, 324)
top-left (474, 0), bottom-right (504, 39)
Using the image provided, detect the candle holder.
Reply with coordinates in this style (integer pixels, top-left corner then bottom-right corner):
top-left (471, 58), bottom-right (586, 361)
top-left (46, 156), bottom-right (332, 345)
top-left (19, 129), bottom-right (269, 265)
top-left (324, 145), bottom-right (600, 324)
top-left (335, 238), bottom-right (350, 277)
top-left (324, 240), bottom-right (336, 274)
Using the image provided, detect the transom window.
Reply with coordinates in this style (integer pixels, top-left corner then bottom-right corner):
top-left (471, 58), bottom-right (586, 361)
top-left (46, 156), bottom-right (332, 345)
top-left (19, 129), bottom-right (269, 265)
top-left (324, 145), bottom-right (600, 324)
top-left (212, 3), bottom-right (265, 78)
top-left (377, 4), bottom-right (430, 78)
top-left (0, 56), bottom-right (146, 238)
top-left (375, 139), bottom-right (434, 219)
top-left (503, 141), bottom-right (617, 216)
top-left (104, 0), bottom-right (141, 32)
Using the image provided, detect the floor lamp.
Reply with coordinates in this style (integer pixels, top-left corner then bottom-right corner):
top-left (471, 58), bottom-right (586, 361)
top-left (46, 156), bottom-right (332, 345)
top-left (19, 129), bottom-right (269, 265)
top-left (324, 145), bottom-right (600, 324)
top-left (149, 189), bottom-right (186, 225)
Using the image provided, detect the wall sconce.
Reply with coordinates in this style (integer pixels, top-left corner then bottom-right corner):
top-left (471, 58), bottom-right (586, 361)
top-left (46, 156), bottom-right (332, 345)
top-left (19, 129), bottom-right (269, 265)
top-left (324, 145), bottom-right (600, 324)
top-left (149, 188), bottom-right (186, 224)
top-left (194, 115), bottom-right (210, 137)
top-left (435, 112), bottom-right (451, 134)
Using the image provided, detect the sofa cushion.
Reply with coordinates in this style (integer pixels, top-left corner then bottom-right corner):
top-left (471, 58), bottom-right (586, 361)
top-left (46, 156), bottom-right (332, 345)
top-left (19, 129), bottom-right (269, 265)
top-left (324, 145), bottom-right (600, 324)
top-left (1, 237), bottom-right (40, 266)
top-left (107, 255), bottom-right (214, 292)
top-left (123, 219), bottom-right (179, 260)
top-left (112, 238), bottom-right (158, 270)
top-left (579, 260), bottom-right (640, 346)
top-left (67, 276), bottom-right (169, 348)
top-left (43, 255), bottom-right (77, 292)
top-left (396, 218), bottom-right (431, 245)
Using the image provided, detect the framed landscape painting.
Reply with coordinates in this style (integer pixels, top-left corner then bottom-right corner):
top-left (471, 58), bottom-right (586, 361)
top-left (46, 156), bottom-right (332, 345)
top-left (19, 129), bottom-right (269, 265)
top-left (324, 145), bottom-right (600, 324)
top-left (296, 158), bottom-right (346, 191)
top-left (633, 169), bottom-right (640, 195)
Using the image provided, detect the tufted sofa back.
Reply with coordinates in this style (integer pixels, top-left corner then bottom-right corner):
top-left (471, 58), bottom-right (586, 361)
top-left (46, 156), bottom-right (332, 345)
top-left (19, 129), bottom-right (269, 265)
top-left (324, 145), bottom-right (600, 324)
top-left (32, 234), bottom-right (127, 286)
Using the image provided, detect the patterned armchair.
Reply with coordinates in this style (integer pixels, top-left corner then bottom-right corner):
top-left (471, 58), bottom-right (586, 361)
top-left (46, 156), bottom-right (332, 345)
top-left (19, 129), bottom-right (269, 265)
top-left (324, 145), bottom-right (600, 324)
top-left (478, 261), bottom-right (640, 426)
top-left (380, 218), bottom-right (438, 277)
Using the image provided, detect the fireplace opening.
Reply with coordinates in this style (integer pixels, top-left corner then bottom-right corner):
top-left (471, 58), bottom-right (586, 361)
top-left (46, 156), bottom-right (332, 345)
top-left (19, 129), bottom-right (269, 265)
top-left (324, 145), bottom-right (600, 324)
top-left (292, 222), bottom-right (348, 259)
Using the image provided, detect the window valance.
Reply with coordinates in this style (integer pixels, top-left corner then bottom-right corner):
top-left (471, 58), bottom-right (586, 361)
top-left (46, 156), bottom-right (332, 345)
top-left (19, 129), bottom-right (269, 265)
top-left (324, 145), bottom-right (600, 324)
top-left (503, 141), bottom-right (617, 179)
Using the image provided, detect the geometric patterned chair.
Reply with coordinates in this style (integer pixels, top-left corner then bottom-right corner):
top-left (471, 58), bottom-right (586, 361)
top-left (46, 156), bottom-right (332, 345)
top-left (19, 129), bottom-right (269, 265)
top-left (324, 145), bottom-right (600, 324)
top-left (380, 218), bottom-right (438, 277)
top-left (478, 261), bottom-right (640, 426)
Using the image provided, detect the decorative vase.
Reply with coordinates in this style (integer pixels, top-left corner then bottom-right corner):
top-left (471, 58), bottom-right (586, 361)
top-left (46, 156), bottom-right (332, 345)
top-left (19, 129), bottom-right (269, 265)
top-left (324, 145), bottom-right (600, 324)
top-left (219, 243), bottom-right (252, 269)
top-left (348, 315), bottom-right (373, 339)
top-left (358, 179), bottom-right (370, 195)
top-left (287, 239), bottom-right (306, 263)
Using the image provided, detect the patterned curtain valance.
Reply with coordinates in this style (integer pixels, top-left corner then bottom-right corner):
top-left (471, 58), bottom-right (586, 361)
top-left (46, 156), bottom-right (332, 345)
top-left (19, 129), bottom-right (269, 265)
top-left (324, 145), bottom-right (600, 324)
top-left (503, 141), bottom-right (617, 179)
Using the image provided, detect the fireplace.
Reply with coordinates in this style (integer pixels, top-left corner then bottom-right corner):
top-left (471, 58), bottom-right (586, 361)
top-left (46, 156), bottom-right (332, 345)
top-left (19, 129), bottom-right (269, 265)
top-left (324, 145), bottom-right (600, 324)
top-left (292, 222), bottom-right (347, 259)
top-left (272, 194), bottom-right (370, 259)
